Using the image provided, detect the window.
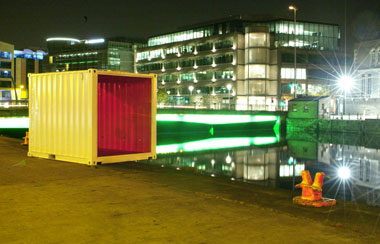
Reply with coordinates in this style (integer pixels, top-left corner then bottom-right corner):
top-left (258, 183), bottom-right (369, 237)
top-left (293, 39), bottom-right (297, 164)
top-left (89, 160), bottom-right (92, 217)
top-left (197, 42), bottom-right (213, 52)
top-left (281, 68), bottom-right (306, 79)
top-left (0, 61), bottom-right (11, 69)
top-left (196, 57), bottom-right (213, 66)
top-left (215, 70), bottom-right (234, 79)
top-left (215, 54), bottom-right (233, 64)
top-left (215, 86), bottom-right (228, 94)
top-left (0, 70), bottom-right (12, 78)
top-left (180, 73), bottom-right (194, 82)
top-left (0, 81), bottom-right (12, 88)
top-left (137, 51), bottom-right (149, 61)
top-left (179, 59), bottom-right (194, 67)
top-left (247, 65), bottom-right (267, 78)
top-left (370, 50), bottom-right (376, 67)
top-left (246, 33), bottom-right (267, 47)
top-left (368, 74), bottom-right (372, 96)
top-left (0, 51), bottom-right (12, 59)
top-left (162, 74), bottom-right (178, 82)
top-left (147, 26), bottom-right (214, 46)
top-left (194, 86), bottom-right (211, 94)
top-left (196, 71), bottom-right (213, 80)
top-left (215, 38), bottom-right (233, 49)
top-left (164, 61), bottom-right (178, 69)
top-left (248, 49), bottom-right (268, 63)
top-left (361, 74), bottom-right (365, 97)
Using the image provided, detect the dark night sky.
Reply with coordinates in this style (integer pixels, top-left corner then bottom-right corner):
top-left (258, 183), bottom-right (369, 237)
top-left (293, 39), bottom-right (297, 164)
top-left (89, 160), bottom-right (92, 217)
top-left (1, 0), bottom-right (380, 50)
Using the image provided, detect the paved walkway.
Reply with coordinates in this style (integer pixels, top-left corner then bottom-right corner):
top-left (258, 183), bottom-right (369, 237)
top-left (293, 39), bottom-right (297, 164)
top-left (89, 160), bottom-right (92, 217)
top-left (0, 136), bottom-right (379, 244)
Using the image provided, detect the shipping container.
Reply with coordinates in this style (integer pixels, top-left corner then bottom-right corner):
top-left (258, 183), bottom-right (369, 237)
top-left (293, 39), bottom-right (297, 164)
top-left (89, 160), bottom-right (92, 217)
top-left (28, 69), bottom-right (157, 165)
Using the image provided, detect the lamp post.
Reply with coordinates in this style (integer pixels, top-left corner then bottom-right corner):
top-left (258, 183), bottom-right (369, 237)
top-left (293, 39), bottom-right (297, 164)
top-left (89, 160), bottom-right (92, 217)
top-left (226, 84), bottom-right (232, 110)
top-left (289, 5), bottom-right (297, 99)
top-left (188, 85), bottom-right (194, 107)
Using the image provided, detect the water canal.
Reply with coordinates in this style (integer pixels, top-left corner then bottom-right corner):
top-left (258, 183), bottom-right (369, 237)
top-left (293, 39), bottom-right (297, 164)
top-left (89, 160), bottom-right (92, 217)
top-left (1, 116), bottom-right (380, 207)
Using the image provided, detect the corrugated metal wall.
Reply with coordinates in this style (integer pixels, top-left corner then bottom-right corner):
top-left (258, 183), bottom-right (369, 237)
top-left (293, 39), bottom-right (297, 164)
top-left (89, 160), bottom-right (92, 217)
top-left (29, 71), bottom-right (94, 163)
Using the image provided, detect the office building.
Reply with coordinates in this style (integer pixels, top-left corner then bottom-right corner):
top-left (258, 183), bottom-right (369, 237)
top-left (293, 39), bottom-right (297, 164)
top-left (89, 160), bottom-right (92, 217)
top-left (14, 49), bottom-right (46, 99)
top-left (44, 37), bottom-right (143, 73)
top-left (0, 41), bottom-right (14, 100)
top-left (0, 41), bottom-right (46, 101)
top-left (136, 15), bottom-right (343, 110)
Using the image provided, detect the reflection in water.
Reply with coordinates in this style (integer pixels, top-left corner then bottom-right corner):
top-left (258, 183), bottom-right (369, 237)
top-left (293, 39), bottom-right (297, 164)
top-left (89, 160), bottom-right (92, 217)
top-left (288, 136), bottom-right (380, 206)
top-left (316, 143), bottom-right (380, 206)
top-left (154, 136), bottom-right (304, 188)
top-left (157, 136), bottom-right (278, 154)
top-left (152, 134), bottom-right (380, 207)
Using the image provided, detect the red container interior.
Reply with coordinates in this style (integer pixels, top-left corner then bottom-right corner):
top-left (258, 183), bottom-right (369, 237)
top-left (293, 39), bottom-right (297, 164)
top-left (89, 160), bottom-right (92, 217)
top-left (97, 75), bottom-right (152, 157)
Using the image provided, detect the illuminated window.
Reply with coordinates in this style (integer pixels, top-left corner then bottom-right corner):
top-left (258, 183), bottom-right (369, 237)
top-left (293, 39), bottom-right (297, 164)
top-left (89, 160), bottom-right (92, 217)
top-left (279, 164), bottom-right (305, 177)
top-left (281, 68), bottom-right (306, 79)
top-left (179, 73), bottom-right (194, 81)
top-left (361, 74), bottom-right (365, 97)
top-left (246, 33), bottom-right (267, 47)
top-left (215, 70), bottom-right (234, 79)
top-left (247, 65), bottom-right (267, 78)
top-left (368, 74), bottom-right (372, 96)
top-left (0, 51), bottom-right (12, 59)
top-left (0, 71), bottom-right (12, 78)
top-left (196, 71), bottom-right (213, 80)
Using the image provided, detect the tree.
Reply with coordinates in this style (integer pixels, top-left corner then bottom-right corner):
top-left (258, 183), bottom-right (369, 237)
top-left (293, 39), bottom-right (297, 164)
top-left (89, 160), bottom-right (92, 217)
top-left (157, 88), bottom-right (168, 105)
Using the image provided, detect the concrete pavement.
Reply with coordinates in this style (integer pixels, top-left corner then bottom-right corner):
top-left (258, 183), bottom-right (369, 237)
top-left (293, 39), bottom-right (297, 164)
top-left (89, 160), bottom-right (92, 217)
top-left (0, 136), bottom-right (379, 244)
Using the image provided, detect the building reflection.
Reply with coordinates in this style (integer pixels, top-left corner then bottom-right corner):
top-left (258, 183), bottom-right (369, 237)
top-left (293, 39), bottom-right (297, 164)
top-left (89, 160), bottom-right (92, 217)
top-left (153, 134), bottom-right (380, 206)
top-left (288, 134), bottom-right (380, 206)
top-left (154, 137), bottom-right (304, 188)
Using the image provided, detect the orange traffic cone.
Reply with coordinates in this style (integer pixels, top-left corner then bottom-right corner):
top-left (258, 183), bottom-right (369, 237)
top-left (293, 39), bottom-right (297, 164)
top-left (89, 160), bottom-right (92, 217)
top-left (295, 170), bottom-right (312, 189)
top-left (311, 172), bottom-right (324, 192)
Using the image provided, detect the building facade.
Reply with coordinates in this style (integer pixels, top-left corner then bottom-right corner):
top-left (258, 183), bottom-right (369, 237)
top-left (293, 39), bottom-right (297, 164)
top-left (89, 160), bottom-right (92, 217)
top-left (0, 41), bottom-right (45, 101)
top-left (345, 39), bottom-right (380, 117)
top-left (14, 49), bottom-right (46, 99)
top-left (44, 37), bottom-right (142, 73)
top-left (0, 41), bottom-right (14, 100)
top-left (136, 15), bottom-right (342, 110)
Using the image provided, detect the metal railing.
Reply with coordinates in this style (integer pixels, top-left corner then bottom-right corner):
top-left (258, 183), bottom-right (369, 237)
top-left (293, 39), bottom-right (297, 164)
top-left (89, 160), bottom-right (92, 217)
top-left (0, 100), bottom-right (29, 108)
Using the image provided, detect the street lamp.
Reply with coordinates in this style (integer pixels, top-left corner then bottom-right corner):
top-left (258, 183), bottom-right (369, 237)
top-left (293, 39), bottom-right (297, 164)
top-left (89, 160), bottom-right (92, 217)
top-left (338, 75), bottom-right (353, 115)
top-left (289, 5), bottom-right (297, 99)
top-left (226, 84), bottom-right (232, 110)
top-left (188, 85), bottom-right (194, 107)
top-left (188, 85), bottom-right (194, 95)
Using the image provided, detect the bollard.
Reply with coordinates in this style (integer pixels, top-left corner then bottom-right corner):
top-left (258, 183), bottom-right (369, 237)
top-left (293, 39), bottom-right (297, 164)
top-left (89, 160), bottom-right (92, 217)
top-left (293, 170), bottom-right (336, 207)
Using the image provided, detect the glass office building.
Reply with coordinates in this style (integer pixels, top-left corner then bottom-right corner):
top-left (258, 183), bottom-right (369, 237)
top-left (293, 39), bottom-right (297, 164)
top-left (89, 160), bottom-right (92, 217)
top-left (136, 15), bottom-right (343, 110)
top-left (45, 37), bottom-right (142, 73)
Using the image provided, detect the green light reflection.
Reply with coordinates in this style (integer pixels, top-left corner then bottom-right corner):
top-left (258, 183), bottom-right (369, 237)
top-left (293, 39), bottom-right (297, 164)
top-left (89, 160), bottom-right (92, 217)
top-left (157, 136), bottom-right (278, 154)
top-left (157, 114), bottom-right (278, 124)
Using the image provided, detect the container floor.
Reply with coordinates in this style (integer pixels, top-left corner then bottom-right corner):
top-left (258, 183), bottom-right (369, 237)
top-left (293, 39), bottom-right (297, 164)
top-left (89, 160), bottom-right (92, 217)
top-left (98, 148), bottom-right (145, 157)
